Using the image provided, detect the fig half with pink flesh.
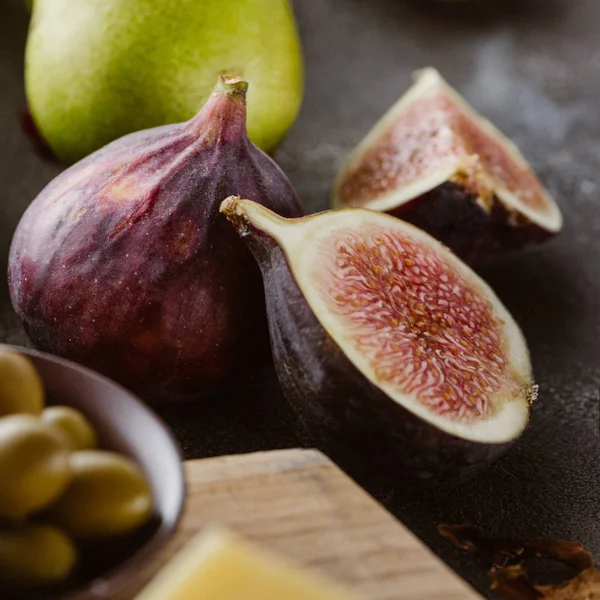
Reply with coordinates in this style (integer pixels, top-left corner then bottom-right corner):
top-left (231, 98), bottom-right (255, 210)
top-left (221, 197), bottom-right (535, 487)
top-left (333, 68), bottom-right (563, 264)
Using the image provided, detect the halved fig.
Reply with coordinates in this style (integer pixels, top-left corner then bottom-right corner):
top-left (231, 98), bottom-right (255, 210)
top-left (220, 197), bottom-right (536, 487)
top-left (333, 68), bottom-right (563, 264)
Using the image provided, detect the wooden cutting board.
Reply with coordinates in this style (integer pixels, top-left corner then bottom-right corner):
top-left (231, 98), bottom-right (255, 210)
top-left (126, 449), bottom-right (481, 599)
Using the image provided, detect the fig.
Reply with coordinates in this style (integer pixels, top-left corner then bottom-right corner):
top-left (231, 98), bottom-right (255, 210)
top-left (220, 197), bottom-right (535, 487)
top-left (9, 76), bottom-right (304, 400)
top-left (333, 68), bottom-right (563, 264)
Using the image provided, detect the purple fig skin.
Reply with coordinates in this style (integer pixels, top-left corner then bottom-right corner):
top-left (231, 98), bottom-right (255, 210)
top-left (222, 202), bottom-right (513, 489)
top-left (386, 182), bottom-right (556, 265)
top-left (8, 77), bottom-right (304, 401)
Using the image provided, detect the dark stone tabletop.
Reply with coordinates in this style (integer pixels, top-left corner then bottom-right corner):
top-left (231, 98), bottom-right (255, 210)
top-left (2, 0), bottom-right (599, 596)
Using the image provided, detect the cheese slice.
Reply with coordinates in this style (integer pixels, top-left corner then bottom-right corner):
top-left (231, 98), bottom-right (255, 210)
top-left (136, 525), bottom-right (361, 600)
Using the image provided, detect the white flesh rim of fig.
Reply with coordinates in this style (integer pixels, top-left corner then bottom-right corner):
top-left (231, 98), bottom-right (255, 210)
top-left (333, 68), bottom-right (563, 234)
top-left (223, 199), bottom-right (532, 444)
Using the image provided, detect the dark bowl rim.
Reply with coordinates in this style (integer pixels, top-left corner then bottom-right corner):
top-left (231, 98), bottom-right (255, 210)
top-left (0, 344), bottom-right (186, 600)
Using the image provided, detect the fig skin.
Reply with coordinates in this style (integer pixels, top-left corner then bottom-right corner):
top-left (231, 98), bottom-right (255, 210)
top-left (221, 199), bottom-right (530, 489)
top-left (387, 181), bottom-right (557, 266)
top-left (8, 77), bottom-right (304, 401)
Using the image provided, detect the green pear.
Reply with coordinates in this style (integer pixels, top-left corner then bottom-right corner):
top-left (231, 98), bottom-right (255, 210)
top-left (25, 0), bottom-right (303, 162)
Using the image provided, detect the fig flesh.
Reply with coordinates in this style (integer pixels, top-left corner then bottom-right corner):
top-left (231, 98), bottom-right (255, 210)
top-left (9, 77), bottom-right (304, 400)
top-left (221, 197), bottom-right (535, 487)
top-left (333, 68), bottom-right (563, 264)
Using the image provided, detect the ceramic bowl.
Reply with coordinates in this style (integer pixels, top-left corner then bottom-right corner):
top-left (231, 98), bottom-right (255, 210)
top-left (0, 345), bottom-right (185, 600)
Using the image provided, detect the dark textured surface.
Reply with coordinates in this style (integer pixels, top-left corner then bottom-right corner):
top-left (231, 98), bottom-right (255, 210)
top-left (1, 0), bottom-right (599, 597)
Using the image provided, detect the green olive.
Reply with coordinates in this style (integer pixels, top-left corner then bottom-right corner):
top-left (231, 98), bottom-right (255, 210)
top-left (0, 348), bottom-right (44, 417)
top-left (42, 406), bottom-right (97, 451)
top-left (49, 450), bottom-right (153, 539)
top-left (0, 523), bottom-right (78, 586)
top-left (0, 415), bottom-right (71, 520)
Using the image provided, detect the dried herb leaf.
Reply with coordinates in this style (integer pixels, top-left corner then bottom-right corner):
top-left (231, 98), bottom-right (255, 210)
top-left (439, 524), bottom-right (600, 600)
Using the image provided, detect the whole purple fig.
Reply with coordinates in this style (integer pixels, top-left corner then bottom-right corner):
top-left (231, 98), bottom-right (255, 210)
top-left (9, 76), bottom-right (304, 401)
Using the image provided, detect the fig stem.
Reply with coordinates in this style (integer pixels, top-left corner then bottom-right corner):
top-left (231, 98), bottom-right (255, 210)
top-left (220, 196), bottom-right (288, 237)
top-left (193, 76), bottom-right (248, 141)
top-left (213, 75), bottom-right (249, 102)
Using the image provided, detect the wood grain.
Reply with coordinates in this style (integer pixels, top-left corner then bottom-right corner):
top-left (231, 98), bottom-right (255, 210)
top-left (125, 448), bottom-right (480, 599)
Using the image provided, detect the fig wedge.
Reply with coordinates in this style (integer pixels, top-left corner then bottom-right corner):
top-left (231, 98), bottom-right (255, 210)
top-left (221, 197), bottom-right (535, 487)
top-left (333, 68), bottom-right (563, 264)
